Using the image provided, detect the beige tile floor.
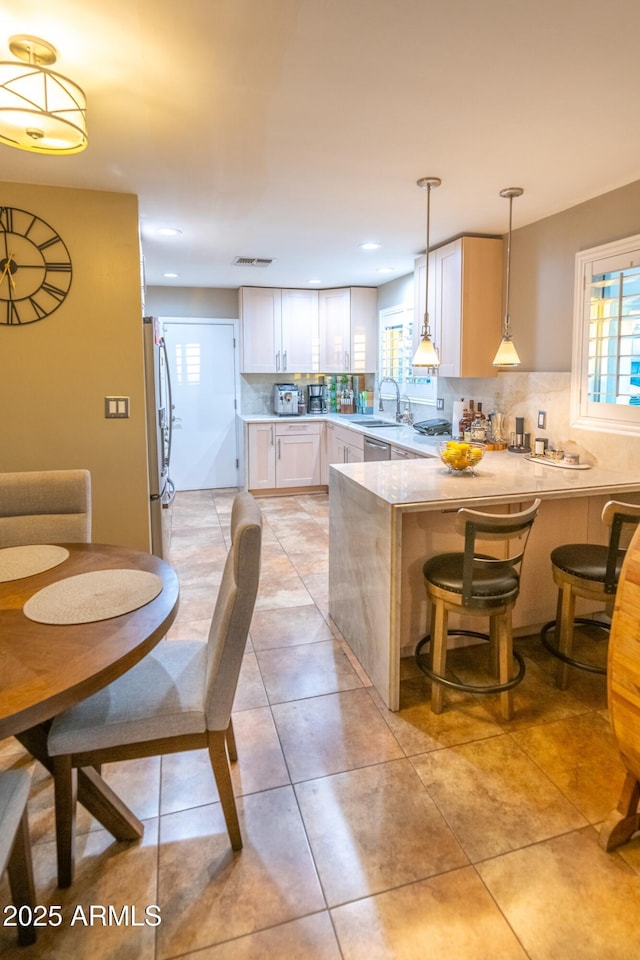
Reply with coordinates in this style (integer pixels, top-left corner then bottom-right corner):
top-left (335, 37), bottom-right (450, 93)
top-left (2, 488), bottom-right (640, 958)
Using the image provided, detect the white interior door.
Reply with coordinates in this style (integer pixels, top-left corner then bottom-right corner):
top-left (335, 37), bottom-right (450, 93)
top-left (162, 319), bottom-right (238, 491)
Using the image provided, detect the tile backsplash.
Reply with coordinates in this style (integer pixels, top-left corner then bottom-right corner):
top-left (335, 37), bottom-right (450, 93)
top-left (241, 371), bottom-right (637, 473)
top-left (426, 371), bottom-right (637, 472)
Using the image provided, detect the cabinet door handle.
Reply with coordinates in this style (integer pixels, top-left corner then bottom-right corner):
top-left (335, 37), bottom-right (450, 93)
top-left (270, 425), bottom-right (274, 446)
top-left (283, 350), bottom-right (287, 370)
top-left (276, 351), bottom-right (281, 371)
top-left (344, 350), bottom-right (349, 370)
top-left (278, 439), bottom-right (281, 460)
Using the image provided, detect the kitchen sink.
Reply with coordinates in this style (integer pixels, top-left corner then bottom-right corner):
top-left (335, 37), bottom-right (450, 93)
top-left (350, 418), bottom-right (402, 428)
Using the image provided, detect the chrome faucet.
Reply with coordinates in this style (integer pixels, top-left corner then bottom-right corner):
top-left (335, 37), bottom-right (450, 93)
top-left (378, 377), bottom-right (402, 422)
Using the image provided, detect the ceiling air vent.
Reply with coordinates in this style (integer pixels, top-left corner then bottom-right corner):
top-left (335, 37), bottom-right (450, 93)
top-left (232, 256), bottom-right (274, 267)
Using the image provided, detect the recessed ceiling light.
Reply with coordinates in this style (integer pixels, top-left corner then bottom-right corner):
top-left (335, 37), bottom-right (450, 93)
top-left (308, 278), bottom-right (322, 285)
top-left (376, 266), bottom-right (396, 274)
top-left (163, 272), bottom-right (178, 278)
top-left (359, 242), bottom-right (381, 251)
top-left (157, 227), bottom-right (182, 237)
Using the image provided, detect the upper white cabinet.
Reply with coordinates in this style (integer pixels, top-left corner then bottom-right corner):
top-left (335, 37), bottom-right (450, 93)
top-left (414, 236), bottom-right (503, 378)
top-left (240, 287), bottom-right (319, 373)
top-left (319, 287), bottom-right (377, 373)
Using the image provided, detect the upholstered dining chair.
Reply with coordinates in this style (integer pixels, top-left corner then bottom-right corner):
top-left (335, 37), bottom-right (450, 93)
top-left (0, 469), bottom-right (91, 547)
top-left (415, 499), bottom-right (540, 720)
top-left (47, 491), bottom-right (262, 888)
top-left (0, 769), bottom-right (37, 946)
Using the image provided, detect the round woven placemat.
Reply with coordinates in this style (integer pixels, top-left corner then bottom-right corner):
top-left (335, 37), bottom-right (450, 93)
top-left (23, 569), bottom-right (163, 624)
top-left (0, 545), bottom-right (70, 583)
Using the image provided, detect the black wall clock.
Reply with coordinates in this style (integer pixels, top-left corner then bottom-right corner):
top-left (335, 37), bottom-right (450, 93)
top-left (0, 206), bottom-right (72, 325)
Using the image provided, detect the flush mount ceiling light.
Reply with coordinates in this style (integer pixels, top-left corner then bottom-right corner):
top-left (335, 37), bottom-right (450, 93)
top-left (359, 241), bottom-right (381, 251)
top-left (412, 176), bottom-right (441, 368)
top-left (493, 187), bottom-right (524, 367)
top-left (0, 35), bottom-right (87, 155)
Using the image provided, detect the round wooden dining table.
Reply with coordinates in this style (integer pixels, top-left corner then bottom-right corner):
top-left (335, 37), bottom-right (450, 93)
top-left (0, 541), bottom-right (180, 860)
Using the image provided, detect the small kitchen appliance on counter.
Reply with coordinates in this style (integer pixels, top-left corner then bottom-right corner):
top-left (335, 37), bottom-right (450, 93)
top-left (307, 384), bottom-right (327, 414)
top-left (273, 383), bottom-right (302, 416)
top-left (508, 416), bottom-right (531, 453)
top-left (413, 418), bottom-right (452, 436)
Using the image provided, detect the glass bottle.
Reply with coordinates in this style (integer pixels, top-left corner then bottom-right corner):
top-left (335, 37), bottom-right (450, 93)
top-left (471, 402), bottom-right (487, 441)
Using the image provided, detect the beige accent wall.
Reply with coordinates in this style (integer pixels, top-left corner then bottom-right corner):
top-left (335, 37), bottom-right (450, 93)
top-left (509, 178), bottom-right (640, 372)
top-left (145, 286), bottom-right (239, 319)
top-left (0, 182), bottom-right (151, 550)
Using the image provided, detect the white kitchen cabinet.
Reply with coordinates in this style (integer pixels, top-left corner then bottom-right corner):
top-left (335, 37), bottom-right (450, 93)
top-left (330, 422), bottom-right (364, 464)
top-left (281, 289), bottom-right (320, 373)
top-left (247, 422), bottom-right (276, 489)
top-left (275, 422), bottom-right (321, 487)
top-left (240, 287), bottom-right (319, 373)
top-left (247, 421), bottom-right (322, 491)
top-left (390, 445), bottom-right (418, 460)
top-left (319, 287), bottom-right (377, 373)
top-left (414, 236), bottom-right (503, 378)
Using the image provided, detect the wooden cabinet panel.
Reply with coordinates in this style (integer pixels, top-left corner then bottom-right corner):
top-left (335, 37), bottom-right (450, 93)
top-left (240, 288), bottom-right (281, 373)
top-left (247, 422), bottom-right (276, 489)
top-left (414, 236), bottom-right (503, 378)
top-left (240, 287), bottom-right (319, 373)
top-left (319, 287), bottom-right (377, 373)
top-left (276, 432), bottom-right (321, 487)
top-left (281, 289), bottom-right (319, 373)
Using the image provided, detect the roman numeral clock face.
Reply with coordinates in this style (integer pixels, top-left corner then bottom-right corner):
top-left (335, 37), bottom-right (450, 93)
top-left (0, 206), bottom-right (72, 325)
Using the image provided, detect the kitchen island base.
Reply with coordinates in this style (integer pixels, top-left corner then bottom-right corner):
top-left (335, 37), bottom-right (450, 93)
top-left (329, 456), bottom-right (640, 711)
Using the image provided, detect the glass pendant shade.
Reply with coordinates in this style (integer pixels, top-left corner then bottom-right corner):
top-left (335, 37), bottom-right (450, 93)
top-left (413, 176), bottom-right (441, 368)
top-left (492, 336), bottom-right (521, 366)
top-left (413, 332), bottom-right (440, 366)
top-left (493, 187), bottom-right (523, 367)
top-left (0, 37), bottom-right (87, 155)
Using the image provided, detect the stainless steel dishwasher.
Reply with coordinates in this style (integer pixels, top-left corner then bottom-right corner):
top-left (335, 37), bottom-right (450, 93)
top-left (363, 435), bottom-right (391, 460)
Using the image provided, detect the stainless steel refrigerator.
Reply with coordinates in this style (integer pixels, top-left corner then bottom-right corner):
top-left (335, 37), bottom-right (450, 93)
top-left (143, 316), bottom-right (175, 557)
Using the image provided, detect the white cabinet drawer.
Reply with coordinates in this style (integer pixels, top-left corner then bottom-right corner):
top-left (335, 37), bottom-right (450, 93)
top-left (275, 421), bottom-right (322, 436)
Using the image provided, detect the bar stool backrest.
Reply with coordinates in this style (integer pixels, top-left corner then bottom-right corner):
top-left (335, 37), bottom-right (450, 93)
top-left (600, 500), bottom-right (640, 594)
top-left (454, 499), bottom-right (541, 606)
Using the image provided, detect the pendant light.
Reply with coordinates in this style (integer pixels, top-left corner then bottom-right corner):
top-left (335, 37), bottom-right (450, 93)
top-left (492, 187), bottom-right (523, 366)
top-left (412, 176), bottom-right (441, 367)
top-left (0, 35), bottom-right (87, 155)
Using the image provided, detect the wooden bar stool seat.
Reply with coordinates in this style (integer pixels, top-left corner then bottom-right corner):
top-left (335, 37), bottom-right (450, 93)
top-left (415, 499), bottom-right (540, 720)
top-left (541, 500), bottom-right (640, 689)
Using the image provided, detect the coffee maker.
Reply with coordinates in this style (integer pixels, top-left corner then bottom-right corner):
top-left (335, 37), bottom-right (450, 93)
top-left (273, 383), bottom-right (302, 416)
top-left (307, 384), bottom-right (327, 414)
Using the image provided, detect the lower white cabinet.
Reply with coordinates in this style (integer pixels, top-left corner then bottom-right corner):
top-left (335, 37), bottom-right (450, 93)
top-left (247, 422), bottom-right (277, 489)
top-left (325, 422), bottom-right (364, 473)
top-left (247, 421), bottom-right (321, 491)
top-left (391, 445), bottom-right (418, 460)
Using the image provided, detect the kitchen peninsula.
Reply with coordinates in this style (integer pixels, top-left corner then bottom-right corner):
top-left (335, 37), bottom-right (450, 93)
top-left (329, 452), bottom-right (640, 710)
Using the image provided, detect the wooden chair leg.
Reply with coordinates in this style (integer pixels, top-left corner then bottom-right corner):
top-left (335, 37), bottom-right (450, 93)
top-left (494, 610), bottom-right (513, 721)
top-left (429, 599), bottom-right (448, 715)
top-left (556, 583), bottom-right (575, 690)
top-left (226, 717), bottom-right (238, 763)
top-left (599, 771), bottom-right (640, 852)
top-left (53, 755), bottom-right (77, 889)
top-left (7, 808), bottom-right (37, 946)
top-left (208, 730), bottom-right (242, 851)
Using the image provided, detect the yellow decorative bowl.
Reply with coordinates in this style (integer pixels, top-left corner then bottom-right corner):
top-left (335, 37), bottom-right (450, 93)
top-left (438, 440), bottom-right (485, 474)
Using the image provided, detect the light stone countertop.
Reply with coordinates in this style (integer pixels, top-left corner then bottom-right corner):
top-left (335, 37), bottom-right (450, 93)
top-left (238, 413), bottom-right (441, 458)
top-left (329, 451), bottom-right (640, 509)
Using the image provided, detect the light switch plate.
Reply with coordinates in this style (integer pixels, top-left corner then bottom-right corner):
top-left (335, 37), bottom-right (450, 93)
top-left (105, 397), bottom-right (130, 418)
top-left (537, 410), bottom-right (546, 429)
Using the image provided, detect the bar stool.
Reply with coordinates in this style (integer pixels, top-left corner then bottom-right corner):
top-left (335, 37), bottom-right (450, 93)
top-left (415, 499), bottom-right (540, 720)
top-left (541, 499), bottom-right (640, 689)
